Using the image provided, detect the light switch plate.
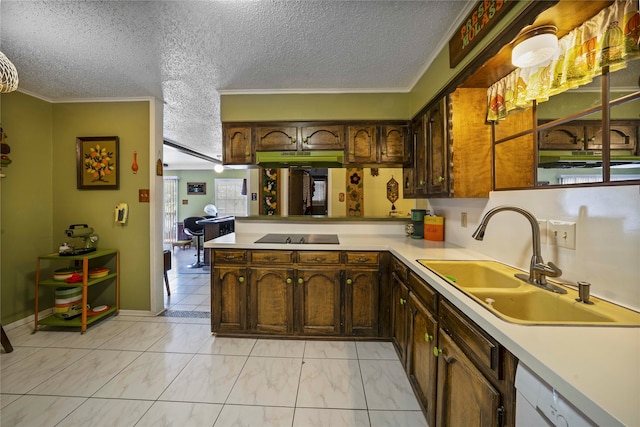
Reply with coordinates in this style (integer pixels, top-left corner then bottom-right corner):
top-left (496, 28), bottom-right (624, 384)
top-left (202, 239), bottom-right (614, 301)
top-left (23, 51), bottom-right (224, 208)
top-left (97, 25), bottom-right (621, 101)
top-left (139, 189), bottom-right (150, 203)
top-left (549, 220), bottom-right (576, 249)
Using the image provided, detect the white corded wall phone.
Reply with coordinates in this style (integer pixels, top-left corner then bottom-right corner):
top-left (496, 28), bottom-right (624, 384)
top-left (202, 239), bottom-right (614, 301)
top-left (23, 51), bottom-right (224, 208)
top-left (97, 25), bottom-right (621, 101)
top-left (115, 203), bottom-right (128, 224)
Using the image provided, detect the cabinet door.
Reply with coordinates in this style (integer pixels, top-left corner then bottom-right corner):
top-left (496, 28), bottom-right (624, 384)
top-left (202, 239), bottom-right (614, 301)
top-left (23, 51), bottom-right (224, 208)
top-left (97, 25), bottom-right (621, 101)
top-left (346, 125), bottom-right (377, 164)
top-left (586, 123), bottom-right (637, 151)
top-left (426, 98), bottom-right (450, 196)
top-left (255, 126), bottom-right (298, 151)
top-left (413, 115), bottom-right (428, 196)
top-left (212, 267), bottom-right (247, 333)
top-left (296, 268), bottom-right (341, 335)
top-left (407, 293), bottom-right (438, 427)
top-left (391, 272), bottom-right (409, 364)
top-left (538, 124), bottom-right (584, 150)
top-left (344, 268), bottom-right (379, 337)
top-left (301, 125), bottom-right (345, 150)
top-left (249, 267), bottom-right (294, 334)
top-left (403, 164), bottom-right (416, 198)
top-left (435, 330), bottom-right (502, 427)
top-left (223, 126), bottom-right (253, 165)
top-left (380, 124), bottom-right (409, 164)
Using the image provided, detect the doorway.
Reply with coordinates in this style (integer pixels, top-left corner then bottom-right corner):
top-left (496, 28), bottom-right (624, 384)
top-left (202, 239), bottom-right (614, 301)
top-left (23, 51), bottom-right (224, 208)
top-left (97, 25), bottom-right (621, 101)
top-left (289, 168), bottom-right (328, 215)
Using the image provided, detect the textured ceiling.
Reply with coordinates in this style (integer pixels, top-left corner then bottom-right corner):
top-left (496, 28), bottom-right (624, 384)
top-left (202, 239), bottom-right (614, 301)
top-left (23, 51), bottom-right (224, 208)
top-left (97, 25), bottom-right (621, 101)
top-left (1, 0), bottom-right (471, 167)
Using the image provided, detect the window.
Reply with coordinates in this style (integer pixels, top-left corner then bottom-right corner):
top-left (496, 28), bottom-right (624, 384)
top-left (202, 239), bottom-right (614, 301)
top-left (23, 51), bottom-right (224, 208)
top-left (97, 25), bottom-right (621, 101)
top-left (215, 179), bottom-right (248, 216)
top-left (163, 176), bottom-right (179, 246)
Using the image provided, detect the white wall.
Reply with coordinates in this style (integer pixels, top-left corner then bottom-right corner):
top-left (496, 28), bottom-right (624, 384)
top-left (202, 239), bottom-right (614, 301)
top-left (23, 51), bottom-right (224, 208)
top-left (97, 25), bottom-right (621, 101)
top-left (430, 185), bottom-right (640, 312)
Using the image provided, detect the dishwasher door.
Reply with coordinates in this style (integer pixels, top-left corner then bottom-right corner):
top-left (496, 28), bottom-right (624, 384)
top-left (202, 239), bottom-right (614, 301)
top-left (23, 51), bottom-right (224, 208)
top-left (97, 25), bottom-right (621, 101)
top-left (515, 363), bottom-right (595, 427)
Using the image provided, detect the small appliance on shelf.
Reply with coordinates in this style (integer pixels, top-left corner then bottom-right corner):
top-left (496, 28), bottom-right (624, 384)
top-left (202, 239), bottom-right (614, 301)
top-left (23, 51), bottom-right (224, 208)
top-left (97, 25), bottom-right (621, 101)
top-left (59, 224), bottom-right (99, 256)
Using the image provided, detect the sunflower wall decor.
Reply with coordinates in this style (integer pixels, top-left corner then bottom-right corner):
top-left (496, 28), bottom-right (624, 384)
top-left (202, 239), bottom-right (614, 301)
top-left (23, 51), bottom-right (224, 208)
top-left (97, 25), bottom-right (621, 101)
top-left (346, 167), bottom-right (363, 217)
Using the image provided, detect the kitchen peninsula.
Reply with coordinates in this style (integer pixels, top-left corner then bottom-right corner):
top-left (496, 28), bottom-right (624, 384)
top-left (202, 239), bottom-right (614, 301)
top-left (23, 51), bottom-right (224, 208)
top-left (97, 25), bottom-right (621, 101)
top-left (205, 225), bottom-right (639, 427)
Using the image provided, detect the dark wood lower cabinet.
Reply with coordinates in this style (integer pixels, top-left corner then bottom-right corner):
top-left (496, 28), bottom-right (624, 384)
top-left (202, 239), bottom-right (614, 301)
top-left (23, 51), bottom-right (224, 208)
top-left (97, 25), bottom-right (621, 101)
top-left (211, 251), bottom-right (517, 427)
top-left (249, 267), bottom-right (294, 334)
top-left (211, 266), bottom-right (247, 333)
top-left (296, 268), bottom-right (341, 335)
top-left (211, 249), bottom-right (380, 338)
top-left (435, 330), bottom-right (501, 427)
top-left (407, 293), bottom-right (438, 427)
top-left (344, 268), bottom-right (379, 337)
top-left (391, 271), bottom-right (409, 364)
top-left (390, 256), bottom-right (516, 427)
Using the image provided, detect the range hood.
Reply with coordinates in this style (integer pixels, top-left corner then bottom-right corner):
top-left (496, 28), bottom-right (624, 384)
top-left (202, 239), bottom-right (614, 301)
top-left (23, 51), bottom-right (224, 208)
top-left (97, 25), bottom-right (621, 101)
top-left (538, 150), bottom-right (640, 168)
top-left (256, 150), bottom-right (344, 168)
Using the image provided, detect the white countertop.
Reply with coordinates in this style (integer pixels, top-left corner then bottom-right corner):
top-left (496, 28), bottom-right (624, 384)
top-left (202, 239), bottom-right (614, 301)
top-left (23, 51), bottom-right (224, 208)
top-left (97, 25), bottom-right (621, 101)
top-left (205, 232), bottom-right (640, 427)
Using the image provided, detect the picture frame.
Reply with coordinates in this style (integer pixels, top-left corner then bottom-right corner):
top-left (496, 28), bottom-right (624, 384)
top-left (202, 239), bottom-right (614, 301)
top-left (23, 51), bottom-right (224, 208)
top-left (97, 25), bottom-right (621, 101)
top-left (76, 136), bottom-right (120, 190)
top-left (187, 182), bottom-right (206, 195)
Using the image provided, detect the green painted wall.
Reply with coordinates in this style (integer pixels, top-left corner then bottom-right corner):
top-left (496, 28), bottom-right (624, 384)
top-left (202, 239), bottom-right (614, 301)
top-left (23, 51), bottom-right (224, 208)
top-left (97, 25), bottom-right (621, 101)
top-left (1, 92), bottom-right (54, 324)
top-left (221, 93), bottom-right (411, 121)
top-left (51, 101), bottom-right (150, 311)
top-left (1, 94), bottom-right (152, 325)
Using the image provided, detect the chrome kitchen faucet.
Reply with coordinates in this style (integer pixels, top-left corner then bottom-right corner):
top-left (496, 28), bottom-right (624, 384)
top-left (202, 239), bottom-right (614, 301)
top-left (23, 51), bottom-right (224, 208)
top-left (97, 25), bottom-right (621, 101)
top-left (472, 206), bottom-right (567, 294)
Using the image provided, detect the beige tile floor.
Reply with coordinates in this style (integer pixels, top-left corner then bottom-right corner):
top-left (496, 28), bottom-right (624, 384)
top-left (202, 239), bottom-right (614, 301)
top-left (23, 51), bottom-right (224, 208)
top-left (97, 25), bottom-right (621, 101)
top-left (0, 249), bottom-right (428, 427)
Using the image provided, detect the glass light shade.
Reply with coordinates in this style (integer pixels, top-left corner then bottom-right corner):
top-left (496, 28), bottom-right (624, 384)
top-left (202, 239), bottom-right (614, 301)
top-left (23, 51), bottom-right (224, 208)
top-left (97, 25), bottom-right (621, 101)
top-left (0, 51), bottom-right (19, 93)
top-left (213, 164), bottom-right (224, 173)
top-left (512, 32), bottom-right (558, 68)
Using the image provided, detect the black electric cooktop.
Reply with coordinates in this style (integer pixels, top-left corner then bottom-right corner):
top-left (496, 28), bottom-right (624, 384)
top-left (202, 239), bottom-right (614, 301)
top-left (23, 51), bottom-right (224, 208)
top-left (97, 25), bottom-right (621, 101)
top-left (254, 233), bottom-right (340, 244)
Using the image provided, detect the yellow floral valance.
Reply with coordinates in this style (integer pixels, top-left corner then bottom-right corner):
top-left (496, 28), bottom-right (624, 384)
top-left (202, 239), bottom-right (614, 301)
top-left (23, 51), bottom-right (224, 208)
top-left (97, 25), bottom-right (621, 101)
top-left (487, 0), bottom-right (640, 121)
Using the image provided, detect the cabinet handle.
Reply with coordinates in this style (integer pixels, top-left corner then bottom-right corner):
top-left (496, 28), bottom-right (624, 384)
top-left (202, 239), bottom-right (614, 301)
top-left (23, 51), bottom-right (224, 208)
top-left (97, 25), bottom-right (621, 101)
top-left (419, 180), bottom-right (425, 185)
top-left (298, 278), bottom-right (304, 284)
top-left (224, 255), bottom-right (239, 260)
top-left (244, 151), bottom-right (250, 156)
top-left (238, 276), bottom-right (244, 283)
top-left (438, 176), bottom-right (444, 182)
top-left (314, 257), bottom-right (326, 262)
top-left (291, 137), bottom-right (297, 143)
top-left (286, 278), bottom-right (292, 284)
top-left (424, 332), bottom-right (433, 342)
top-left (400, 298), bottom-right (406, 305)
top-left (303, 137), bottom-right (308, 144)
top-left (350, 150), bottom-right (355, 154)
top-left (355, 257), bottom-right (368, 263)
top-left (346, 278), bottom-right (353, 285)
top-left (382, 150), bottom-right (387, 154)
top-left (265, 256), bottom-right (277, 261)
top-left (433, 346), bottom-right (442, 357)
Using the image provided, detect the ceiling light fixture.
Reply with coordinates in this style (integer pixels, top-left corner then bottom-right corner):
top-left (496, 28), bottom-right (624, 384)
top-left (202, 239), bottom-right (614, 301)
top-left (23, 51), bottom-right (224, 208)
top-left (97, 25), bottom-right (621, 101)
top-left (511, 25), bottom-right (558, 68)
top-left (0, 51), bottom-right (19, 93)
top-left (214, 164), bottom-right (224, 173)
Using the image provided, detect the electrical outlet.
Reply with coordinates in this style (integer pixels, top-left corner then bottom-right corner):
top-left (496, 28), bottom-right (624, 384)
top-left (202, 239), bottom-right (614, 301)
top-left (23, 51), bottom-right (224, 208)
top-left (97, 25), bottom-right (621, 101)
top-left (461, 212), bottom-right (468, 228)
top-left (549, 220), bottom-right (576, 249)
top-left (537, 219), bottom-right (548, 244)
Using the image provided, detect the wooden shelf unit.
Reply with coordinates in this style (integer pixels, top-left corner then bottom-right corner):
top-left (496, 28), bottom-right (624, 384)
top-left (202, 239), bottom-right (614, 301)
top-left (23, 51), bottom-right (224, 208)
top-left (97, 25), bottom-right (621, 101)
top-left (34, 248), bottom-right (120, 334)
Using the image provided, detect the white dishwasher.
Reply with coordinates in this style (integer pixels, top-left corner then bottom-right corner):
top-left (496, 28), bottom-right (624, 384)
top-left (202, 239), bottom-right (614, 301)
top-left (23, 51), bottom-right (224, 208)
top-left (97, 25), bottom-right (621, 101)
top-left (515, 363), bottom-right (595, 427)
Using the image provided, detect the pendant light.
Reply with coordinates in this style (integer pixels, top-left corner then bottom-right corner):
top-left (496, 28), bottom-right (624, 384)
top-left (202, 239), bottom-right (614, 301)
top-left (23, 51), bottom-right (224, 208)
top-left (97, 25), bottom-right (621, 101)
top-left (0, 51), bottom-right (19, 93)
top-left (511, 25), bottom-right (559, 68)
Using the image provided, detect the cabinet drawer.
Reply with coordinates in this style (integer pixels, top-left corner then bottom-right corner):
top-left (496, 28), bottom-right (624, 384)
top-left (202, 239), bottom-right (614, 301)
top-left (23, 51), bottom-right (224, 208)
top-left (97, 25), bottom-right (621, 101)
top-left (214, 250), bottom-right (247, 264)
top-left (298, 251), bottom-right (341, 265)
top-left (390, 256), bottom-right (408, 282)
top-left (439, 299), bottom-right (501, 377)
top-left (409, 271), bottom-right (438, 314)
top-left (251, 250), bottom-right (294, 264)
top-left (345, 252), bottom-right (379, 265)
